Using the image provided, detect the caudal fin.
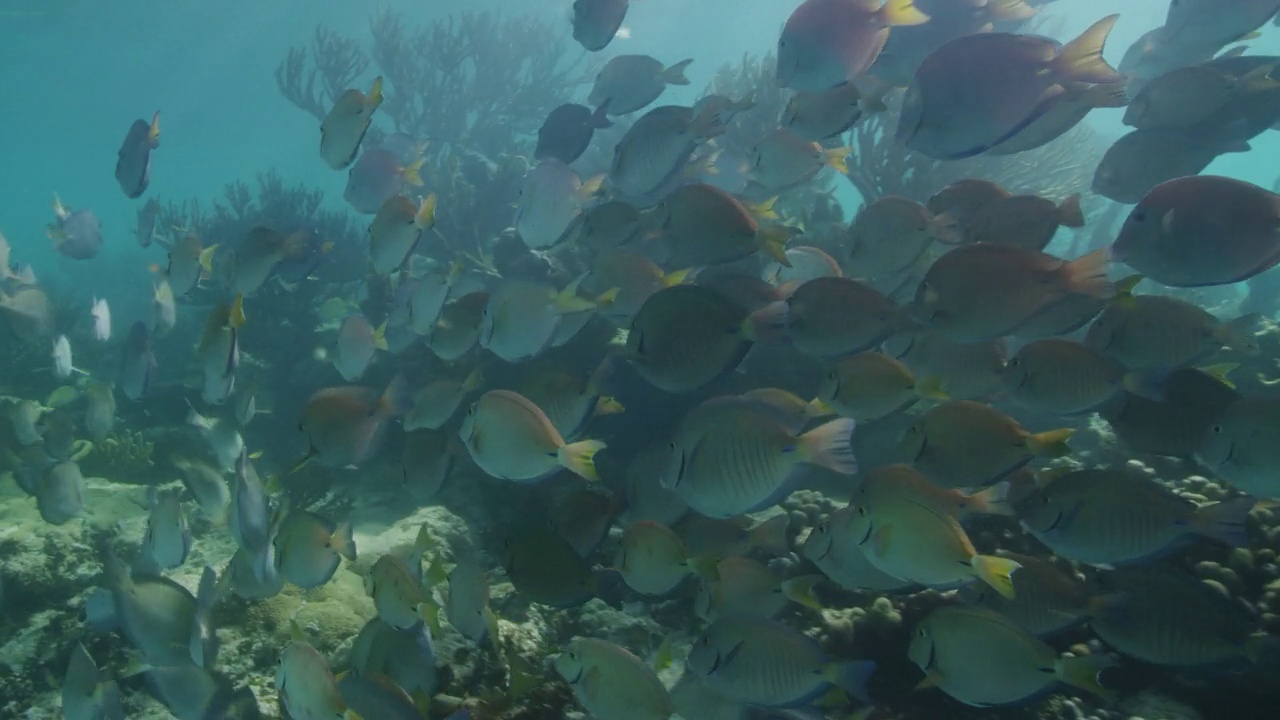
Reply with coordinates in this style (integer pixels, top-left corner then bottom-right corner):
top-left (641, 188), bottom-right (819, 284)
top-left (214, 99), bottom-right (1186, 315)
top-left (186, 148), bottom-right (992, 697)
top-left (331, 521), bottom-right (357, 561)
top-left (758, 224), bottom-right (801, 266)
top-left (1190, 496), bottom-right (1256, 547)
top-left (1053, 14), bottom-right (1121, 84)
top-left (1055, 654), bottom-right (1115, 699)
top-left (965, 482), bottom-right (1015, 517)
top-left (661, 59), bottom-right (694, 85)
top-left (1026, 428), bottom-right (1073, 457)
top-left (1061, 248), bottom-right (1114, 299)
top-left (559, 439), bottom-right (606, 481)
top-left (971, 554), bottom-right (1021, 599)
top-left (798, 417), bottom-right (858, 475)
top-left (878, 0), bottom-right (929, 27)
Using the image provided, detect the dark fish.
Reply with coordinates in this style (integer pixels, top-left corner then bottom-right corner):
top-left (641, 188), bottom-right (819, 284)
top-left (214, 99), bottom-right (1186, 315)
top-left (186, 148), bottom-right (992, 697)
top-left (535, 103), bottom-right (612, 164)
top-left (115, 112), bottom-right (160, 198)
top-left (47, 196), bottom-right (103, 260)
top-left (572, 0), bottom-right (630, 51)
top-left (119, 321), bottom-right (156, 401)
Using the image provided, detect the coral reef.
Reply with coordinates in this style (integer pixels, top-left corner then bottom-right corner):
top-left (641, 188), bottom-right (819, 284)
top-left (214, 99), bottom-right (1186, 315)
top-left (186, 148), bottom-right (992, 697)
top-left (81, 430), bottom-right (154, 481)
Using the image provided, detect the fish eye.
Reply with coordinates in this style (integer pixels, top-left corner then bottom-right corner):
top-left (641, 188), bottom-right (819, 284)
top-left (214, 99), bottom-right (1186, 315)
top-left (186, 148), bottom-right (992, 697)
top-left (1212, 425), bottom-right (1223, 434)
top-left (1008, 357), bottom-right (1020, 367)
top-left (1131, 208), bottom-right (1146, 223)
top-left (917, 628), bottom-right (926, 637)
top-left (856, 505), bottom-right (866, 517)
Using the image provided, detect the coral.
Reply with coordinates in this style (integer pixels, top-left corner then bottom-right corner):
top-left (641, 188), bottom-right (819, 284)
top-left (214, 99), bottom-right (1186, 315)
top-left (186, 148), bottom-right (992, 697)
top-left (81, 430), bottom-right (154, 479)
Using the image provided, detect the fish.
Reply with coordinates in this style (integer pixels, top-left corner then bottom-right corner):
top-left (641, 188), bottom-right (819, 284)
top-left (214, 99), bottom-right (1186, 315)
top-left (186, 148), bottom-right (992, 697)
top-left (369, 194), bottom-right (437, 274)
top-left (1091, 127), bottom-right (1244, 205)
top-left (5, 398), bottom-right (46, 446)
top-left (572, 0), bottom-right (630, 51)
top-left (166, 233), bottom-right (217, 296)
top-left (650, 183), bottom-right (796, 268)
top-left (275, 508), bottom-right (355, 589)
top-left (115, 111), bottom-right (160, 198)
top-left (1197, 398), bottom-right (1280, 497)
top-left (550, 487), bottom-right (622, 558)
top-left (188, 407), bottom-right (245, 472)
top-left (589, 55), bottom-right (692, 115)
top-left (663, 397), bottom-right (857, 518)
top-left (900, 400), bottom-right (1072, 488)
top-left (99, 554), bottom-right (201, 666)
top-left (847, 195), bottom-right (958, 276)
top-left (560, 199), bottom-right (644, 249)
top-left (333, 314), bottom-right (387, 381)
top-left (963, 193), bottom-right (1084, 250)
top-left (899, 15), bottom-right (1122, 159)
top-left (136, 197), bottom-right (161, 247)
top-left (1162, 0), bottom-right (1280, 51)
top-left (695, 556), bottom-right (821, 622)
top-left (83, 381), bottom-right (116, 441)
top-left (91, 297), bottom-right (111, 341)
top-left (37, 461), bottom-right (84, 525)
top-left (781, 81), bottom-right (881, 141)
top-left (536, 102), bottom-right (613, 164)
top-left (622, 443), bottom-right (690, 527)
top-left (445, 558), bottom-right (499, 648)
top-left (63, 642), bottom-right (123, 720)
top-left (404, 368), bottom-right (483, 431)
top-left (335, 673), bottom-right (424, 720)
top-left (365, 552), bottom-right (430, 630)
top-left (1112, 175), bottom-right (1280, 287)
top-left (1125, 63), bottom-right (1279, 130)
top-left (51, 335), bottom-right (74, 379)
top-left (614, 520), bottom-right (704, 596)
top-left (141, 489), bottom-right (193, 571)
top-left (1000, 338), bottom-right (1128, 415)
top-left (408, 258), bottom-right (465, 334)
top-left (427, 291), bottom-right (489, 361)
top-left (817, 350), bottom-right (947, 422)
top-left (172, 456), bottom-right (231, 525)
top-left (516, 159), bottom-right (603, 248)
top-left (401, 429), bottom-right (456, 502)
top-left (47, 195), bottom-right (104, 260)
top-left (1085, 291), bottom-right (1260, 372)
top-left (751, 276), bottom-right (904, 357)
top-left (584, 250), bottom-right (690, 324)
top-left (687, 616), bottom-right (875, 707)
top-left (777, 0), bottom-right (929, 92)
top-left (1016, 468), bottom-right (1255, 567)
top-left (320, 76), bottom-right (384, 170)
top-left (479, 279), bottom-right (609, 363)
top-left (765, 245), bottom-right (843, 287)
top-left (500, 523), bottom-right (621, 608)
top-left (553, 637), bottom-right (676, 720)
top-left (912, 244), bottom-right (1113, 342)
top-left (298, 377), bottom-right (411, 469)
top-left (1102, 366), bottom-right (1242, 458)
top-left (197, 295), bottom-right (246, 405)
top-left (232, 379), bottom-right (260, 427)
top-left (610, 105), bottom-right (722, 198)
top-left (0, 286), bottom-right (52, 339)
top-left (350, 619), bottom-right (438, 699)
top-left (748, 128), bottom-right (849, 190)
top-left (959, 552), bottom-right (1104, 637)
top-left (344, 146), bottom-right (424, 214)
top-left (908, 605), bottom-right (1111, 707)
top-left (678, 514), bottom-right (791, 560)
top-left (927, 178), bottom-right (1012, 234)
top-left (801, 506), bottom-right (917, 592)
top-left (229, 227), bottom-right (307, 296)
top-left (119, 322), bottom-right (156, 401)
top-left (229, 450), bottom-right (271, 556)
top-left (854, 463), bottom-right (1012, 521)
top-left (458, 389), bottom-right (605, 482)
top-left (276, 641), bottom-right (346, 720)
top-left (985, 81), bottom-right (1129, 155)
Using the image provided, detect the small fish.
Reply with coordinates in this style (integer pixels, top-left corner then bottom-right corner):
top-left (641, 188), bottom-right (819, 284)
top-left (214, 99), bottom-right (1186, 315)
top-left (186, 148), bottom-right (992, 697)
top-left (1091, 126), bottom-right (1242, 205)
top-left (445, 558), bottom-right (498, 647)
top-left (349, 619), bottom-right (438, 699)
top-left (427, 291), bottom-right (489, 361)
top-left (551, 487), bottom-right (623, 557)
top-left (959, 552), bottom-right (1105, 637)
top-left (909, 605), bottom-right (1111, 707)
top-left (817, 350), bottom-right (946, 422)
top-left (365, 552), bottom-right (429, 630)
top-left (614, 520), bottom-right (703, 596)
top-left (1162, 0), bottom-right (1280, 51)
top-left (611, 105), bottom-right (721, 198)
top-left (688, 616), bottom-right (875, 707)
top-left (232, 379), bottom-right (259, 427)
top-left (404, 368), bottom-right (482, 431)
top-left (750, 276), bottom-right (903, 358)
top-left (536, 102), bottom-right (613, 164)
top-left (62, 642), bottom-right (123, 720)
top-left (622, 443), bottom-right (690, 527)
top-left (694, 556), bottom-right (821, 622)
top-left (229, 227), bottom-right (307, 296)
top-left (572, 0), bottom-right (630, 52)
top-left (47, 195), bottom-right (103, 260)
top-left (748, 129), bottom-right (849, 191)
top-left (119, 321), bottom-right (157, 401)
top-left (854, 463), bottom-right (1012, 521)
top-left (6, 398), bottom-right (46, 446)
top-left (276, 641), bottom-right (346, 720)
top-left (136, 197), bottom-right (161, 247)
top-left (369, 194), bottom-right (437, 274)
top-left (51, 335), bottom-right (74, 379)
top-left (927, 178), bottom-right (1011, 234)
top-left (91, 297), bottom-right (111, 341)
top-left (765, 245), bottom-right (843, 287)
top-left (1000, 338), bottom-right (1127, 415)
top-left (589, 55), bottom-right (692, 115)
top-left (229, 450), bottom-right (270, 556)
top-left (189, 407), bottom-right (245, 472)
top-left (344, 146), bottom-right (424, 214)
top-left (1125, 63), bottom-right (1278, 130)
top-left (1197, 398), bottom-right (1280, 497)
top-left (335, 673), bottom-right (424, 720)
top-left (37, 461), bottom-right (85, 525)
top-left (1016, 468), bottom-right (1255, 567)
top-left (166, 233), bottom-right (217, 297)
top-left (554, 637), bottom-right (676, 720)
top-left (500, 523), bottom-right (620, 608)
top-left (626, 284), bottom-right (756, 393)
top-left (913, 244), bottom-right (1113, 342)
top-left (83, 382), bottom-right (116, 441)
top-left (197, 295), bottom-right (246, 405)
top-left (516, 159), bottom-right (603, 248)
top-left (0, 287), bottom-right (52, 339)
top-left (115, 111), bottom-right (160, 198)
top-left (650, 182), bottom-right (797, 267)
top-left (900, 400), bottom-right (1072, 488)
top-left (663, 397), bottom-right (857, 518)
top-left (560, 199), bottom-right (644, 249)
top-left (677, 514), bottom-right (791, 559)
top-left (801, 507), bottom-right (916, 592)
top-left (479, 279), bottom-right (610, 363)
top-left (333, 314), bottom-right (387, 381)
top-left (458, 389), bottom-right (605, 482)
top-left (964, 193), bottom-right (1084, 250)
top-left (777, 0), bottom-right (929, 92)
top-left (1112, 175), bottom-right (1280, 287)
top-left (298, 377), bottom-right (411, 468)
top-left (172, 456), bottom-right (231, 525)
top-left (275, 509), bottom-right (355, 589)
top-left (98, 555), bottom-right (201, 666)
top-left (320, 76), bottom-right (384, 170)
top-left (847, 195), bottom-right (958, 276)
top-left (141, 489), bottom-right (192, 571)
top-left (782, 81), bottom-right (881, 141)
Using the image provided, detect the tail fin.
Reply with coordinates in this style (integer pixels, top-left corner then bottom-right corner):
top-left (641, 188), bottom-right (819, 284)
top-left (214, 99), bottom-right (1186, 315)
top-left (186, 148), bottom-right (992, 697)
top-left (415, 193), bottom-right (438, 229)
top-left (1189, 496), bottom-right (1255, 547)
top-left (971, 554), bottom-right (1021, 599)
top-left (782, 574), bottom-right (824, 610)
top-left (1053, 14), bottom-right (1121, 84)
top-left (662, 59), bottom-right (694, 85)
top-left (589, 101), bottom-right (613, 129)
top-left (965, 482), bottom-right (1015, 517)
top-left (367, 76), bottom-right (385, 106)
top-left (148, 111), bottom-right (162, 148)
top-left (1056, 194), bottom-right (1085, 228)
top-left (986, 0), bottom-right (1037, 21)
top-left (823, 147), bottom-right (850, 174)
top-left (1026, 428), bottom-right (1073, 457)
top-left (372, 321), bottom-right (389, 351)
top-left (198, 244), bottom-right (219, 273)
top-left (558, 439), bottom-right (606, 481)
top-left (1061, 248), bottom-right (1114, 299)
top-left (401, 158), bottom-right (425, 187)
top-left (1055, 654), bottom-right (1115, 699)
top-left (878, 0), bottom-right (929, 26)
top-left (758, 224), bottom-right (800, 266)
top-left (913, 374), bottom-right (949, 401)
top-left (331, 521), bottom-right (358, 561)
top-left (797, 417), bottom-right (858, 475)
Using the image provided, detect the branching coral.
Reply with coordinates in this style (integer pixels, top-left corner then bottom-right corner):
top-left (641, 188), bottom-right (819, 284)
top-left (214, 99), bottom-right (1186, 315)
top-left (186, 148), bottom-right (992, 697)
top-left (85, 430), bottom-right (154, 479)
top-left (275, 26), bottom-right (371, 123)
